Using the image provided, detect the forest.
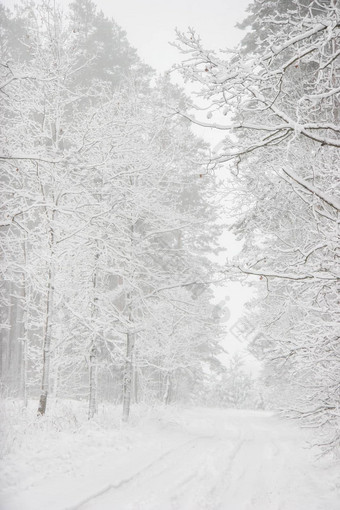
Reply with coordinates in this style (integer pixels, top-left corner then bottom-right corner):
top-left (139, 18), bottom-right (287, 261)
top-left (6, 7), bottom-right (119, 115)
top-left (0, 1), bottom-right (339, 509)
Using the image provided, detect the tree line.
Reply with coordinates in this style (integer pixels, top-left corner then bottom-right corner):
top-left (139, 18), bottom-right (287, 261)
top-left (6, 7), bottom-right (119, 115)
top-left (0, 0), bottom-right (225, 421)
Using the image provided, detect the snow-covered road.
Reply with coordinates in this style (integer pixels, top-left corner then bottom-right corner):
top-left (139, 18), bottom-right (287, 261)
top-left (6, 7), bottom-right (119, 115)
top-left (1, 408), bottom-right (339, 510)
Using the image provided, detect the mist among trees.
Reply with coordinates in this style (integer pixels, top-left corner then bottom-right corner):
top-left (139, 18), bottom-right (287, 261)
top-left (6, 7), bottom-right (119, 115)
top-left (0, 1), bottom-right (339, 508)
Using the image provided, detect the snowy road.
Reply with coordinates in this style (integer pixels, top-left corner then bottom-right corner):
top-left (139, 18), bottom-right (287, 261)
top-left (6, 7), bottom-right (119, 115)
top-left (1, 408), bottom-right (339, 510)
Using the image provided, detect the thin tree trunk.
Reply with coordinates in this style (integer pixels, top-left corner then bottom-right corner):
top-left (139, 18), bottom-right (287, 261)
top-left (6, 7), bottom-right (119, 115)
top-left (122, 332), bottom-right (134, 422)
top-left (7, 281), bottom-right (14, 371)
top-left (132, 355), bottom-right (138, 404)
top-left (163, 372), bottom-right (172, 405)
top-left (52, 360), bottom-right (59, 403)
top-left (37, 169), bottom-right (56, 417)
top-left (88, 344), bottom-right (98, 419)
top-left (10, 286), bottom-right (24, 397)
top-left (37, 262), bottom-right (54, 416)
top-left (21, 333), bottom-right (28, 408)
top-left (21, 289), bottom-right (28, 408)
top-left (21, 238), bottom-right (29, 407)
top-left (122, 205), bottom-right (136, 422)
top-left (88, 250), bottom-right (100, 419)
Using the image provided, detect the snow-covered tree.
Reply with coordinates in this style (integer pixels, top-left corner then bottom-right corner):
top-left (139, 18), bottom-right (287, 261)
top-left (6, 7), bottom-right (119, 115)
top-left (1, 0), bottom-right (223, 423)
top-left (175, 0), bottom-right (340, 450)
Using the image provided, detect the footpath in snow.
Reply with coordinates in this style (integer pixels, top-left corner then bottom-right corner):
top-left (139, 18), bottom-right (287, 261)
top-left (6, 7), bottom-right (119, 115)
top-left (0, 404), bottom-right (339, 510)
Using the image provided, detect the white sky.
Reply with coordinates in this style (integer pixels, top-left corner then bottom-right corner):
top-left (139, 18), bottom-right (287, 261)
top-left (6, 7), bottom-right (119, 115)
top-left (92, 0), bottom-right (250, 73)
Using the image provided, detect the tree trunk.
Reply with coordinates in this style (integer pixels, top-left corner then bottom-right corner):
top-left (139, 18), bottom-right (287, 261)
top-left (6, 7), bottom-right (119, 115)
top-left (132, 351), bottom-right (139, 404)
top-left (88, 252), bottom-right (99, 419)
top-left (7, 282), bottom-right (14, 371)
top-left (122, 212), bottom-right (136, 422)
top-left (37, 263), bottom-right (54, 416)
top-left (21, 312), bottom-right (28, 408)
top-left (37, 182), bottom-right (56, 417)
top-left (122, 332), bottom-right (134, 422)
top-left (163, 372), bottom-right (172, 405)
top-left (21, 240), bottom-right (29, 407)
top-left (88, 344), bottom-right (97, 419)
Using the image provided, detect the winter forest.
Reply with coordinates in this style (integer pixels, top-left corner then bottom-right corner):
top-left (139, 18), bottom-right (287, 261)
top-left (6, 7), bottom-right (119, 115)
top-left (0, 0), bottom-right (339, 509)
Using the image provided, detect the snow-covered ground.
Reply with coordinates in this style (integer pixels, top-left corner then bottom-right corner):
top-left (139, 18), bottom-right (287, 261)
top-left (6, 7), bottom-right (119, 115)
top-left (0, 402), bottom-right (339, 510)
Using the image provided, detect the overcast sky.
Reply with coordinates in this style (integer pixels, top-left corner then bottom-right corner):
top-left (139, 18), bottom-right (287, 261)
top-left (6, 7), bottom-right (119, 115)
top-left (92, 0), bottom-right (250, 72)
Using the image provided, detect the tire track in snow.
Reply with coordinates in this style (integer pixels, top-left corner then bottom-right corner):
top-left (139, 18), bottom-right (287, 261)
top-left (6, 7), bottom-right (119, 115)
top-left (168, 436), bottom-right (246, 510)
top-left (193, 435), bottom-right (250, 510)
top-left (65, 434), bottom-right (215, 510)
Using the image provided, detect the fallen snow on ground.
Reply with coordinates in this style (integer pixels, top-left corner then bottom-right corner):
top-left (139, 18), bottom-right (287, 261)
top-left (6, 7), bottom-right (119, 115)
top-left (0, 401), bottom-right (339, 510)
